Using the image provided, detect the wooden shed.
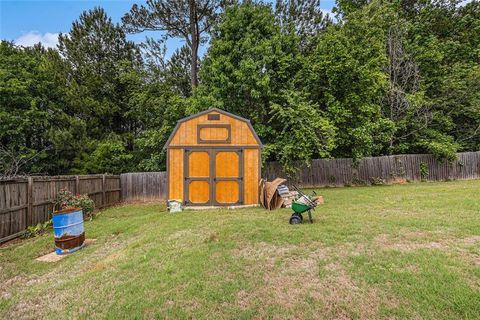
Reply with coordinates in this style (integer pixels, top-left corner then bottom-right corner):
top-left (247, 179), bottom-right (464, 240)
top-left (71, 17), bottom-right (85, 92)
top-left (164, 108), bottom-right (262, 207)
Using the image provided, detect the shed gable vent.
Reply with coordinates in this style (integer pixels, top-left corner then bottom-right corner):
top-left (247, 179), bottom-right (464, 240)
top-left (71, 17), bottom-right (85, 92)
top-left (208, 113), bottom-right (220, 120)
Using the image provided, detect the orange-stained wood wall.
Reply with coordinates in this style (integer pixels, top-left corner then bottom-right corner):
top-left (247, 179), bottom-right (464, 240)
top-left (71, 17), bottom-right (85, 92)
top-left (168, 112), bottom-right (259, 146)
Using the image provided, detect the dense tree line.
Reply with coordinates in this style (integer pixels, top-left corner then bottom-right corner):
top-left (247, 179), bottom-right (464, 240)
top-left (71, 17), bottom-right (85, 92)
top-left (1, 0), bottom-right (479, 176)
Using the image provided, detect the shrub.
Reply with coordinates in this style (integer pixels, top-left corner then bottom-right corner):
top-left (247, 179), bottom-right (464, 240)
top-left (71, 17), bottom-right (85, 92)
top-left (420, 162), bottom-right (429, 181)
top-left (370, 177), bottom-right (385, 185)
top-left (54, 189), bottom-right (95, 219)
top-left (23, 219), bottom-right (52, 238)
top-left (351, 172), bottom-right (364, 185)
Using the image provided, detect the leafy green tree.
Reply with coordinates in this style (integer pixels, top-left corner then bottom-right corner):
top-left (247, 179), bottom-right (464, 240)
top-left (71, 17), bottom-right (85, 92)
top-left (268, 90), bottom-right (336, 173)
top-left (333, 0), bottom-right (480, 159)
top-left (0, 42), bottom-right (50, 174)
top-left (335, 0), bottom-right (369, 16)
top-left (201, 3), bottom-right (298, 121)
top-left (0, 41), bottom-right (86, 175)
top-left (166, 45), bottom-right (193, 97)
top-left (58, 7), bottom-right (143, 173)
top-left (81, 135), bottom-right (134, 174)
top-left (200, 3), bottom-right (335, 170)
top-left (122, 0), bottom-right (221, 88)
top-left (58, 7), bottom-right (140, 138)
top-left (142, 39), bottom-right (193, 97)
top-left (381, 22), bottom-right (431, 155)
top-left (404, 0), bottom-right (480, 156)
top-left (306, 1), bottom-right (395, 159)
top-left (2, 0), bottom-right (479, 177)
top-left (275, 0), bottom-right (331, 50)
top-left (121, 63), bottom-right (188, 171)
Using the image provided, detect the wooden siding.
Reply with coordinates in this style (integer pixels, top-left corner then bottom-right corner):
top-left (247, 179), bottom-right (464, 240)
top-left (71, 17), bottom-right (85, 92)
top-left (244, 148), bottom-right (260, 205)
top-left (189, 151), bottom-right (210, 177)
top-left (199, 126), bottom-right (229, 141)
top-left (216, 152), bottom-right (239, 177)
top-left (169, 112), bottom-right (258, 146)
top-left (168, 148), bottom-right (184, 200)
top-left (189, 181), bottom-right (210, 203)
top-left (216, 181), bottom-right (239, 203)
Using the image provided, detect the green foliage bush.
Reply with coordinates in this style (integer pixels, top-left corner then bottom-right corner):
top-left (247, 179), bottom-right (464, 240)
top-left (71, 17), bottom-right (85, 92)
top-left (370, 177), bottom-right (386, 186)
top-left (22, 220), bottom-right (52, 239)
top-left (54, 189), bottom-right (95, 219)
top-left (420, 162), bottom-right (429, 181)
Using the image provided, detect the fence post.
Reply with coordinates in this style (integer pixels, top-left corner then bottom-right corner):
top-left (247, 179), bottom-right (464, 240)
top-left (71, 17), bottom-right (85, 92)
top-left (119, 174), bottom-right (123, 202)
top-left (27, 177), bottom-right (33, 226)
top-left (143, 174), bottom-right (147, 202)
top-left (75, 175), bottom-right (80, 194)
top-left (102, 174), bottom-right (106, 207)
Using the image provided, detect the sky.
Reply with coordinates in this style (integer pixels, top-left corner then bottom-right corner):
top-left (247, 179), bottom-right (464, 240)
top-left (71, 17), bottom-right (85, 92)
top-left (0, 0), bottom-right (336, 57)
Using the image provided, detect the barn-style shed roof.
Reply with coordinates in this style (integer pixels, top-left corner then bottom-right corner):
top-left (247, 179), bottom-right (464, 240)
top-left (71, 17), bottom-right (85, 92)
top-left (163, 108), bottom-right (263, 149)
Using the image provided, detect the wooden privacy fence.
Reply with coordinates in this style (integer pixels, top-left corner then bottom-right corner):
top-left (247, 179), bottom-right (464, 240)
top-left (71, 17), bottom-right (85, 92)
top-left (0, 175), bottom-right (120, 243)
top-left (120, 152), bottom-right (480, 203)
top-left (120, 172), bottom-right (167, 202)
top-left (264, 152), bottom-right (480, 187)
top-left (1, 152), bottom-right (479, 243)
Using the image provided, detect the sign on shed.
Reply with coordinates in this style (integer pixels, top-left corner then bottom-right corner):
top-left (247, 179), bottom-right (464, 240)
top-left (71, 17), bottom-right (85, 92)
top-left (164, 108), bottom-right (262, 206)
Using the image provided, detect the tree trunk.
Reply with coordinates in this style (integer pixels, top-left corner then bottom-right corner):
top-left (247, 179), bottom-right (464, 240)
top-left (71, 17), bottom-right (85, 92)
top-left (189, 0), bottom-right (199, 88)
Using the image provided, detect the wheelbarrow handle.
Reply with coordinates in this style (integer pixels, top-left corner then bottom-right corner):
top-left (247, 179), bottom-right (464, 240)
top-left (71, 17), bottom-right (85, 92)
top-left (292, 185), bottom-right (306, 197)
top-left (292, 185), bottom-right (317, 207)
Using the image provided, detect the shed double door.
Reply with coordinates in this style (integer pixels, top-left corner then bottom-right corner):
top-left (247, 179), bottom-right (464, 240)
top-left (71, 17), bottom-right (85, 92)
top-left (184, 149), bottom-right (243, 206)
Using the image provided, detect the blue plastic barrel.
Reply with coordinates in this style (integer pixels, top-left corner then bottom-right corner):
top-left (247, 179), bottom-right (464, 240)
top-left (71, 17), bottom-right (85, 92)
top-left (52, 208), bottom-right (85, 255)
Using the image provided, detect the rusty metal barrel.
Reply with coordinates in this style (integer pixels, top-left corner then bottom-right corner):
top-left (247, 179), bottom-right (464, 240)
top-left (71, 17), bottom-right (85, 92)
top-left (52, 207), bottom-right (85, 255)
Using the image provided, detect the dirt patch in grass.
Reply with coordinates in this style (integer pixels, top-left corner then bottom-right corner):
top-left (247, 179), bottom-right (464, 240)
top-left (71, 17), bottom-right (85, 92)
top-left (0, 275), bottom-right (25, 300)
top-left (166, 227), bottom-right (216, 247)
top-left (372, 233), bottom-right (480, 270)
top-left (373, 233), bottom-right (480, 253)
top-left (87, 250), bottom-right (127, 273)
top-left (461, 235), bottom-right (480, 245)
top-left (232, 241), bottom-right (388, 318)
top-left (374, 233), bottom-right (445, 251)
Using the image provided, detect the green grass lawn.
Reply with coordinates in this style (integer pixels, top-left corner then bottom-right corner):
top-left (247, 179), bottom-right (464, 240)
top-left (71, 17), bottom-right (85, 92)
top-left (1, 180), bottom-right (479, 319)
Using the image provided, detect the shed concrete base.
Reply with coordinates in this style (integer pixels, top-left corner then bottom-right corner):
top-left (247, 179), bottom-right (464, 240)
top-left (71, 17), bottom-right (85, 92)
top-left (184, 204), bottom-right (260, 211)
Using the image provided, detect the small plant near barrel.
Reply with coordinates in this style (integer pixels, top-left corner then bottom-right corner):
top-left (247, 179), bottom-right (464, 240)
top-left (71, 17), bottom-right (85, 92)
top-left (54, 189), bottom-right (95, 220)
top-left (22, 219), bottom-right (52, 239)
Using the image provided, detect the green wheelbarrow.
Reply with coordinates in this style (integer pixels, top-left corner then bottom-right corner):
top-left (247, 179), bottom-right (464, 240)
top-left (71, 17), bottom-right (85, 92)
top-left (289, 186), bottom-right (318, 224)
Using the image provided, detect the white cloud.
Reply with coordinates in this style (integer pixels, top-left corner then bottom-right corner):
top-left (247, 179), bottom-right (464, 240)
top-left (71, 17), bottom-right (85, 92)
top-left (14, 31), bottom-right (59, 49)
top-left (321, 9), bottom-right (337, 22)
top-left (458, 0), bottom-right (474, 6)
top-left (321, 9), bottom-right (333, 16)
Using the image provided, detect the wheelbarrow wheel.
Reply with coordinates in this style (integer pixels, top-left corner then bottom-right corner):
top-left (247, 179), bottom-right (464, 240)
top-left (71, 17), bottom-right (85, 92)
top-left (289, 214), bottom-right (302, 225)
